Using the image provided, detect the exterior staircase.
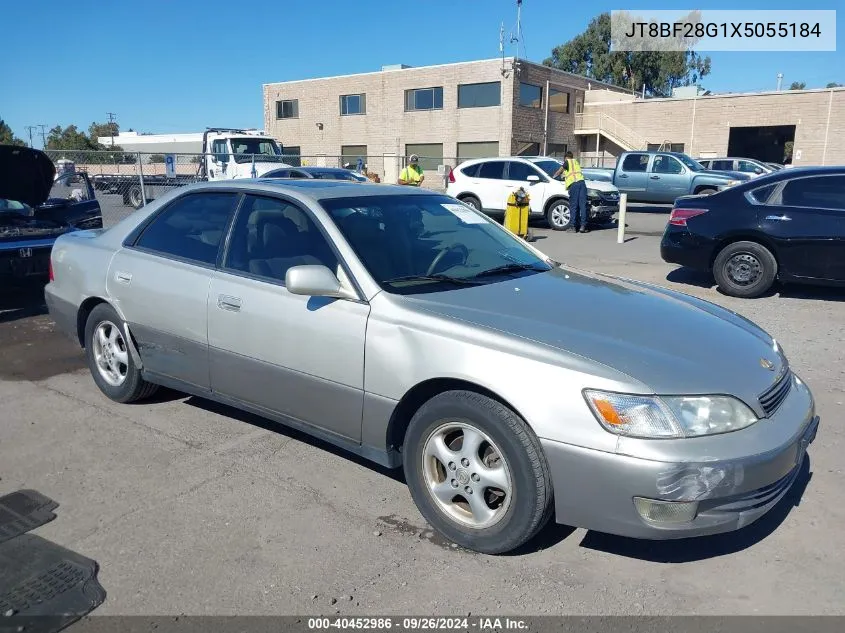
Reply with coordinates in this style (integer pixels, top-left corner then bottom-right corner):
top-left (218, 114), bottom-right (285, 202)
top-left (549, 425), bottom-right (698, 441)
top-left (574, 112), bottom-right (648, 151)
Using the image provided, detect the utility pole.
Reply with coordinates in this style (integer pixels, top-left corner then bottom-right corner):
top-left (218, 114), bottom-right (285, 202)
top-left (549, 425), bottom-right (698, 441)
top-left (25, 126), bottom-right (37, 148)
top-left (37, 124), bottom-right (48, 149)
top-left (106, 112), bottom-right (117, 147)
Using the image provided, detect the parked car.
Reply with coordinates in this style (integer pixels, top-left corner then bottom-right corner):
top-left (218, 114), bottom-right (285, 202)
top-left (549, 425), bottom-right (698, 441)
top-left (698, 157), bottom-right (777, 178)
top-left (1, 145), bottom-right (102, 283)
top-left (595, 151), bottom-right (750, 204)
top-left (262, 166), bottom-right (369, 182)
top-left (447, 156), bottom-right (621, 231)
top-left (766, 162), bottom-right (785, 171)
top-left (45, 179), bottom-right (818, 554)
top-left (661, 166), bottom-right (845, 297)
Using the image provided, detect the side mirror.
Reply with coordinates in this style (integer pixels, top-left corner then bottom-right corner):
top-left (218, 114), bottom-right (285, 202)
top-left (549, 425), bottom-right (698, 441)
top-left (526, 175), bottom-right (540, 183)
top-left (754, 168), bottom-right (763, 174)
top-left (285, 265), bottom-right (355, 299)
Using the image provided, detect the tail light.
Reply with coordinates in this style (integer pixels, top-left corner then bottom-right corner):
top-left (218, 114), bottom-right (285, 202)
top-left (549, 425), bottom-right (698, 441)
top-left (669, 208), bottom-right (708, 226)
top-left (448, 167), bottom-right (456, 184)
top-left (48, 259), bottom-right (54, 281)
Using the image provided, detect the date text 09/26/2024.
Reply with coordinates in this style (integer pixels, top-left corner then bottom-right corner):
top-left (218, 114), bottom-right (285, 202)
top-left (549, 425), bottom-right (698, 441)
top-left (307, 617), bottom-right (528, 631)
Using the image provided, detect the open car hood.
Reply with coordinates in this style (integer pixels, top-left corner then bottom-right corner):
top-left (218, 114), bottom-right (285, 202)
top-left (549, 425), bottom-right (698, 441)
top-left (0, 145), bottom-right (56, 207)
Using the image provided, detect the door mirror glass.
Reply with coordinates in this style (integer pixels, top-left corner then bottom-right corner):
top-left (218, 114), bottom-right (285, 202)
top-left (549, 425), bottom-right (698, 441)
top-left (286, 265), bottom-right (348, 298)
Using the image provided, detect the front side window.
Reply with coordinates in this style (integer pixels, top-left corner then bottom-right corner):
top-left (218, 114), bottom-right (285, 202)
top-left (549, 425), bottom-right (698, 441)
top-left (519, 83), bottom-right (543, 108)
top-left (223, 195), bottom-right (338, 283)
top-left (320, 194), bottom-right (551, 294)
top-left (457, 82), bottom-right (501, 108)
top-left (738, 160), bottom-right (764, 174)
top-left (507, 161), bottom-right (542, 181)
top-left (212, 139), bottom-right (228, 163)
top-left (405, 87), bottom-right (443, 111)
top-left (340, 94), bottom-right (366, 115)
top-left (653, 155), bottom-right (684, 174)
top-left (230, 138), bottom-right (282, 163)
top-left (622, 154), bottom-right (649, 172)
top-left (134, 192), bottom-right (239, 265)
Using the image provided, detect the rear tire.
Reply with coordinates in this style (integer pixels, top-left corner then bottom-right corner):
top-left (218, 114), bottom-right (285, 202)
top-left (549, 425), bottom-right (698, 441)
top-left (128, 185), bottom-right (145, 209)
top-left (403, 390), bottom-right (554, 554)
top-left (713, 241), bottom-right (777, 298)
top-left (460, 195), bottom-right (481, 211)
top-left (84, 304), bottom-right (159, 403)
top-left (546, 199), bottom-right (572, 231)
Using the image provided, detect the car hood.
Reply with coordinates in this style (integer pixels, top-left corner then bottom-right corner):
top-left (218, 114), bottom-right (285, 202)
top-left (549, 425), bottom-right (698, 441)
top-left (704, 169), bottom-right (750, 181)
top-left (402, 266), bottom-right (784, 407)
top-left (583, 179), bottom-right (618, 193)
top-left (0, 145), bottom-right (56, 207)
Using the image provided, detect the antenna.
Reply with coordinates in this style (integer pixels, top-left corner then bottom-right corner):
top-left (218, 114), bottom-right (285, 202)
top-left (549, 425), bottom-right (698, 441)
top-left (509, 0), bottom-right (525, 74)
top-left (500, 22), bottom-right (510, 77)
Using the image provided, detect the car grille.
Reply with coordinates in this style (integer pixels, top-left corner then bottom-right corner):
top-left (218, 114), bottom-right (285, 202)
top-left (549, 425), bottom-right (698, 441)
top-left (758, 369), bottom-right (792, 417)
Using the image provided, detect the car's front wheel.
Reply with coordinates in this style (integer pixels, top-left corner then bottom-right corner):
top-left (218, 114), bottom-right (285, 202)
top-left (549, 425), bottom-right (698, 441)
top-left (713, 241), bottom-right (777, 298)
top-left (84, 303), bottom-right (159, 403)
top-left (459, 195), bottom-right (481, 211)
top-left (403, 390), bottom-right (554, 554)
top-left (546, 199), bottom-right (571, 230)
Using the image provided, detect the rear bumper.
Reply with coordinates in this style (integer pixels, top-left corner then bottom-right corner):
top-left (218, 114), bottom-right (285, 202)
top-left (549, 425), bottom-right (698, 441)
top-left (660, 229), bottom-right (713, 270)
top-left (44, 284), bottom-right (79, 343)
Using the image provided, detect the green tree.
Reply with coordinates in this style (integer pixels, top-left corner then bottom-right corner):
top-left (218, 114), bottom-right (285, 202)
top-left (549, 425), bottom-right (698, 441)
top-left (45, 125), bottom-right (97, 151)
top-left (88, 120), bottom-right (119, 144)
top-left (148, 154), bottom-right (166, 163)
top-left (543, 12), bottom-right (711, 97)
top-left (789, 81), bottom-right (806, 90)
top-left (826, 82), bottom-right (843, 88)
top-left (0, 119), bottom-right (27, 146)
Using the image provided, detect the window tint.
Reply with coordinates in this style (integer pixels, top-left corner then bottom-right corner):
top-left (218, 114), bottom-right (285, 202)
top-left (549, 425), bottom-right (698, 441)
top-left (621, 154), bottom-right (649, 172)
top-left (712, 160), bottom-right (734, 171)
top-left (457, 82), bottom-right (501, 108)
top-left (519, 83), bottom-right (543, 108)
top-left (777, 176), bottom-right (845, 210)
top-left (134, 192), bottom-right (238, 265)
top-left (224, 195), bottom-right (338, 283)
top-left (653, 155), bottom-right (684, 174)
top-left (749, 183), bottom-right (777, 204)
top-left (477, 161), bottom-right (506, 179)
top-left (507, 161), bottom-right (541, 181)
top-left (460, 163), bottom-right (481, 177)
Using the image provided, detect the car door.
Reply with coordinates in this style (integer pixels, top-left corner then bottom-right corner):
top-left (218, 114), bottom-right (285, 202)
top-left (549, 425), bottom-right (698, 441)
top-left (759, 174), bottom-right (845, 281)
top-left (207, 193), bottom-right (369, 441)
top-left (474, 160), bottom-right (509, 211)
top-left (37, 172), bottom-right (101, 229)
top-left (616, 153), bottom-right (650, 201)
top-left (207, 139), bottom-right (230, 180)
top-left (503, 161), bottom-right (547, 214)
top-left (106, 191), bottom-right (241, 389)
top-left (647, 154), bottom-right (689, 203)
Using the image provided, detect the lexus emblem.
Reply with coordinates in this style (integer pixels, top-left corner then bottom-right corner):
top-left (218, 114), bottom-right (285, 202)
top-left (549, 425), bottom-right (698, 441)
top-left (760, 358), bottom-right (775, 370)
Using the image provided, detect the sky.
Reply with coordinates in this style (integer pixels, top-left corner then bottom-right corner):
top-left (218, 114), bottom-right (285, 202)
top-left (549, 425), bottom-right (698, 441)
top-left (1, 0), bottom-right (842, 145)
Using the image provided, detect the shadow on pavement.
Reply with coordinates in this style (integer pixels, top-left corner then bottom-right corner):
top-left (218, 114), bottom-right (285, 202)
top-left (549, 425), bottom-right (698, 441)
top-left (667, 267), bottom-right (845, 302)
top-left (578, 457), bottom-right (812, 563)
top-left (627, 203), bottom-right (673, 214)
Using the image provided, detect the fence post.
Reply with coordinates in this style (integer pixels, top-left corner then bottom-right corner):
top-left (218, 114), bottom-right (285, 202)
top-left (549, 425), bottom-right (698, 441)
top-left (137, 152), bottom-right (147, 207)
top-left (616, 193), bottom-right (627, 244)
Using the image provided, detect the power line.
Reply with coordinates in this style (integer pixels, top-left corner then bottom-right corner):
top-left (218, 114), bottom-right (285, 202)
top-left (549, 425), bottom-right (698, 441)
top-left (106, 112), bottom-right (118, 146)
top-left (24, 126), bottom-right (37, 148)
top-left (37, 124), bottom-right (48, 149)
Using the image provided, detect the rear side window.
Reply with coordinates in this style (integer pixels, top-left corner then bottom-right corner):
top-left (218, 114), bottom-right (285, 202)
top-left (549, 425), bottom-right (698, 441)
top-left (621, 154), bottom-right (649, 172)
top-left (712, 160), bottom-right (734, 171)
top-left (477, 161), bottom-right (506, 179)
top-left (776, 176), bottom-right (845, 210)
top-left (748, 183), bottom-right (778, 204)
top-left (459, 163), bottom-right (480, 177)
top-left (134, 192), bottom-right (239, 265)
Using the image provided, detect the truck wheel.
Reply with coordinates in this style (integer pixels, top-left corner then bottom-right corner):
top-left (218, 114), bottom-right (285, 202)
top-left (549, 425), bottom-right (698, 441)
top-left (403, 390), bottom-right (554, 554)
top-left (128, 185), bottom-right (145, 209)
top-left (697, 187), bottom-right (717, 196)
top-left (713, 241), bottom-right (777, 298)
top-left (546, 200), bottom-right (571, 231)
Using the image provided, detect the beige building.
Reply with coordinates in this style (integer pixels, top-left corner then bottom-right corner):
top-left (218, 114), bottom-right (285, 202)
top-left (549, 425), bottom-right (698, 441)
top-left (262, 58), bottom-right (624, 182)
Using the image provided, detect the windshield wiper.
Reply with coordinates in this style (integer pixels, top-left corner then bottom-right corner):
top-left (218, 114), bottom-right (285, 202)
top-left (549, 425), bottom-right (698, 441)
top-left (468, 263), bottom-right (550, 279)
top-left (382, 274), bottom-right (482, 286)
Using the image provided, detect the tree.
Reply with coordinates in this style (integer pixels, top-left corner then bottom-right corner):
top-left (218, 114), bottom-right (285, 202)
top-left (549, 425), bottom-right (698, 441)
top-left (826, 82), bottom-right (843, 88)
top-left (0, 119), bottom-right (27, 146)
top-left (543, 12), bottom-right (711, 97)
top-left (45, 125), bottom-right (97, 151)
top-left (148, 154), bottom-right (166, 163)
top-left (88, 120), bottom-right (119, 145)
top-left (789, 81), bottom-right (806, 90)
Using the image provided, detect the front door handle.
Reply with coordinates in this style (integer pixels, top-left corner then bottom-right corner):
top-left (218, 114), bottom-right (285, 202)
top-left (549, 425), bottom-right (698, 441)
top-left (115, 271), bottom-right (132, 284)
top-left (217, 294), bottom-right (242, 311)
top-left (618, 173), bottom-right (629, 178)
top-left (765, 215), bottom-right (792, 222)
top-left (649, 175), bottom-right (660, 180)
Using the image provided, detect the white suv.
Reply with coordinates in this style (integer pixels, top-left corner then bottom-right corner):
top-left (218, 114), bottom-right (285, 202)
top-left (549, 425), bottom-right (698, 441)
top-left (446, 156), bottom-right (621, 230)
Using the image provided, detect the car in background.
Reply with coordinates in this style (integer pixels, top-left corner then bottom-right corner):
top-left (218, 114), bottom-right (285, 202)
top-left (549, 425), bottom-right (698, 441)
top-left (447, 156), bottom-right (621, 231)
top-left (661, 166), bottom-right (845, 298)
top-left (262, 166), bottom-right (369, 182)
top-left (45, 178), bottom-right (818, 554)
top-left (766, 162), bottom-right (785, 171)
top-left (1, 145), bottom-right (102, 283)
top-left (698, 157), bottom-right (777, 178)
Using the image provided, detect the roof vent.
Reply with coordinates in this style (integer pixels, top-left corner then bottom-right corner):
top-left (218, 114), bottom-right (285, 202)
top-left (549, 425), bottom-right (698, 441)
top-left (382, 64), bottom-right (413, 71)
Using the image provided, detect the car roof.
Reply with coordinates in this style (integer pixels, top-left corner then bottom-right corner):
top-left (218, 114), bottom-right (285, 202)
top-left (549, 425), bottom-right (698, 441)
top-left (176, 178), bottom-right (438, 202)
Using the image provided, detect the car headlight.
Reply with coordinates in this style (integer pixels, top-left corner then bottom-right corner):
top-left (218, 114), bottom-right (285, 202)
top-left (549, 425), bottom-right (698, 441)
top-left (723, 180), bottom-right (740, 187)
top-left (583, 390), bottom-right (758, 438)
top-left (587, 189), bottom-right (600, 198)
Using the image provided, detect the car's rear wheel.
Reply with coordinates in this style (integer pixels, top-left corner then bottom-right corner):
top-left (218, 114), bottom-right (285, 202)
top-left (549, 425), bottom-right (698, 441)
top-left (460, 195), bottom-right (481, 211)
top-left (403, 390), bottom-right (554, 554)
top-left (546, 199), bottom-right (571, 230)
top-left (84, 304), bottom-right (159, 403)
top-left (128, 185), bottom-right (145, 209)
top-left (713, 241), bottom-right (777, 298)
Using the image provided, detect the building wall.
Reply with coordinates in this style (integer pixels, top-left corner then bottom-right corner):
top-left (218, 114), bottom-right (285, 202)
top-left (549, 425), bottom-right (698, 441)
top-left (263, 59), bottom-right (515, 173)
top-left (582, 88), bottom-right (845, 166)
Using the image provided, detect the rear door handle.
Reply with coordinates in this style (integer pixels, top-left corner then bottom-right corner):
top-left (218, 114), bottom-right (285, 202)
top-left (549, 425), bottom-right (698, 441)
top-left (649, 175), bottom-right (660, 180)
top-left (217, 294), bottom-right (242, 311)
top-left (765, 215), bottom-right (792, 221)
top-left (115, 271), bottom-right (132, 284)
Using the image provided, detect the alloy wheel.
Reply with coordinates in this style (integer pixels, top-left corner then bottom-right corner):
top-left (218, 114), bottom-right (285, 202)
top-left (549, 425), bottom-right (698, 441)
top-left (92, 320), bottom-right (129, 387)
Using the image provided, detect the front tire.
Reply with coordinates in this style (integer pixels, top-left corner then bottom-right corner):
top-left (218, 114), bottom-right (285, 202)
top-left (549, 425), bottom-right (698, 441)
top-left (84, 304), bottom-right (159, 403)
top-left (546, 199), bottom-right (572, 231)
top-left (403, 390), bottom-right (554, 554)
top-left (460, 195), bottom-right (481, 211)
top-left (713, 241), bottom-right (777, 298)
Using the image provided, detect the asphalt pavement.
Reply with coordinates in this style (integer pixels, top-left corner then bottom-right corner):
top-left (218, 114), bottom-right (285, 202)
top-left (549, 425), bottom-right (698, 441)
top-left (1, 200), bottom-right (843, 616)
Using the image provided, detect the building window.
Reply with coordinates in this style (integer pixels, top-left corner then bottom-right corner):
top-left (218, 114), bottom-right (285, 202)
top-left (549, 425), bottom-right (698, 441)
top-left (549, 88), bottom-right (570, 113)
top-left (548, 143), bottom-right (567, 158)
top-left (457, 141), bottom-right (499, 163)
top-left (276, 99), bottom-right (299, 119)
top-left (405, 87), bottom-right (443, 111)
top-left (405, 143), bottom-right (443, 171)
top-left (341, 145), bottom-right (367, 168)
top-left (340, 94), bottom-right (366, 116)
top-left (515, 142), bottom-right (540, 156)
top-left (647, 143), bottom-right (685, 153)
top-left (281, 145), bottom-right (301, 167)
top-left (519, 83), bottom-right (543, 108)
top-left (457, 82), bottom-right (501, 108)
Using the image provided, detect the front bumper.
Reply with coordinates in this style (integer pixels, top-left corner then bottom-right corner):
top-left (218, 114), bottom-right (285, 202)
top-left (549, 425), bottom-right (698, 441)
top-left (0, 244), bottom-right (52, 280)
top-left (541, 376), bottom-right (818, 539)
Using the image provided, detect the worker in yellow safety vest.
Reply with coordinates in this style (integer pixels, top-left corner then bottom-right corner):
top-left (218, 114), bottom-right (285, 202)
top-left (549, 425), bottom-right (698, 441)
top-left (398, 154), bottom-right (425, 186)
top-left (504, 187), bottom-right (532, 241)
top-left (553, 151), bottom-right (589, 233)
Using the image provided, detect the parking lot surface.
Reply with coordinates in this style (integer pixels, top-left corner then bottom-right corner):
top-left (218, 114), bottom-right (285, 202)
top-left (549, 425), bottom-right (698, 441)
top-left (1, 202), bottom-right (843, 615)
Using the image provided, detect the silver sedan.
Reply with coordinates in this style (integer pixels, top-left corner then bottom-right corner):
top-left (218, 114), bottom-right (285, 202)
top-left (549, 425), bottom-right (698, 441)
top-left (45, 179), bottom-right (819, 554)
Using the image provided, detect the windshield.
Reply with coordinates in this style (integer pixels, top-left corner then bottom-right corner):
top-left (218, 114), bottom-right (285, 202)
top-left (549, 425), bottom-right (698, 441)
top-left (320, 194), bottom-right (552, 294)
top-left (231, 138), bottom-right (282, 163)
top-left (676, 154), bottom-right (704, 172)
top-left (532, 159), bottom-right (564, 179)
